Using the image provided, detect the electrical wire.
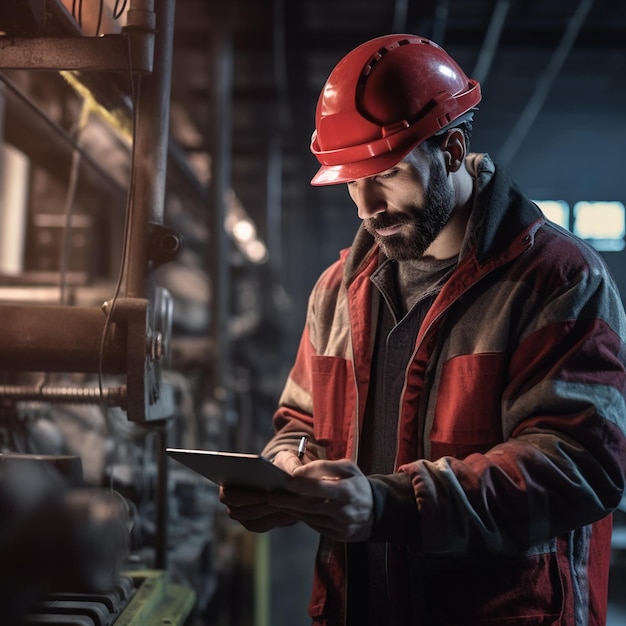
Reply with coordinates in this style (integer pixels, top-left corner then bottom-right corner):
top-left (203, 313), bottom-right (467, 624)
top-left (70, 0), bottom-right (83, 30)
top-left (97, 30), bottom-right (145, 490)
top-left (71, 0), bottom-right (105, 36)
top-left (113, 0), bottom-right (129, 20)
top-left (95, 0), bottom-right (104, 36)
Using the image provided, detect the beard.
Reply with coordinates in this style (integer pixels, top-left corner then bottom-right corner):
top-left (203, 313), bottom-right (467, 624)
top-left (363, 156), bottom-right (455, 261)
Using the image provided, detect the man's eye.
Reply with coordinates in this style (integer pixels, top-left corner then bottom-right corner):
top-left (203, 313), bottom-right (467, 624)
top-left (346, 170), bottom-right (396, 187)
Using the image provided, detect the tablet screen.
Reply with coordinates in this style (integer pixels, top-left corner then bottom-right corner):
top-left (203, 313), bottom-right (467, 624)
top-left (166, 448), bottom-right (290, 491)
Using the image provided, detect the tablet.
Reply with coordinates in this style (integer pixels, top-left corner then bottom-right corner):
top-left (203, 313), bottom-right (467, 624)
top-left (166, 447), bottom-right (290, 491)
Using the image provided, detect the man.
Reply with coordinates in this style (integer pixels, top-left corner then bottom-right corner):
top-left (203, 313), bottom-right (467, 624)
top-left (220, 34), bottom-right (626, 625)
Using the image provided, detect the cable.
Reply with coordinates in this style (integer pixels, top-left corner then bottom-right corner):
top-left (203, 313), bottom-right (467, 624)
top-left (97, 29), bottom-right (144, 461)
top-left (95, 0), bottom-right (104, 36)
top-left (71, 0), bottom-right (105, 36)
top-left (113, 0), bottom-right (129, 21)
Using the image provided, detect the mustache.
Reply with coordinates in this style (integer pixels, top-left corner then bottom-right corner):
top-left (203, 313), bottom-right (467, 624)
top-left (365, 214), bottom-right (409, 230)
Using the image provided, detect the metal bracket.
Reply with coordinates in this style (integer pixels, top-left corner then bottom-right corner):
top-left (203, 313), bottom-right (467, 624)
top-left (105, 290), bottom-right (175, 422)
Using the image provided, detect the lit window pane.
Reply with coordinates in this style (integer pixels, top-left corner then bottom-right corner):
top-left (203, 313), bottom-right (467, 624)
top-left (535, 200), bottom-right (569, 229)
top-left (573, 201), bottom-right (625, 252)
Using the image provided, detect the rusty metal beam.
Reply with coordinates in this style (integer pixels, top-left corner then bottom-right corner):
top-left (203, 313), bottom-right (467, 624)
top-left (0, 34), bottom-right (153, 73)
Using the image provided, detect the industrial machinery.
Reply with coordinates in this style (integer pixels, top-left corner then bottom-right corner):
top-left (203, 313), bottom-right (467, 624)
top-left (0, 1), bottom-right (216, 622)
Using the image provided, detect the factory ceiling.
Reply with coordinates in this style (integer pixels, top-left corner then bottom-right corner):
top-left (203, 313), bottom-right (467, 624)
top-left (1, 0), bottom-right (626, 331)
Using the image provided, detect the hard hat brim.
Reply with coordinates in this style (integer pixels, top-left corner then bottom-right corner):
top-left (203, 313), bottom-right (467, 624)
top-left (310, 146), bottom-right (412, 186)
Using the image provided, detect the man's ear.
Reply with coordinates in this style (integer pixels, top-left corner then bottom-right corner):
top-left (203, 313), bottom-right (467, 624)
top-left (441, 128), bottom-right (466, 173)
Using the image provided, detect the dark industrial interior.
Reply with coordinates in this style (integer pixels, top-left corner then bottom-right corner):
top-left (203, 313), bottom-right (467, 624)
top-left (0, 0), bottom-right (625, 624)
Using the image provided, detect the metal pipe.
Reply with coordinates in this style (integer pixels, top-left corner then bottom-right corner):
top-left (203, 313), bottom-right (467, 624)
top-left (0, 305), bottom-right (126, 373)
top-left (0, 144), bottom-right (30, 275)
top-left (266, 134), bottom-right (283, 267)
top-left (431, 0), bottom-right (450, 46)
top-left (208, 5), bottom-right (235, 429)
top-left (121, 0), bottom-right (176, 298)
top-left (392, 0), bottom-right (410, 33)
top-left (268, 0), bottom-right (288, 267)
top-left (154, 425), bottom-right (168, 570)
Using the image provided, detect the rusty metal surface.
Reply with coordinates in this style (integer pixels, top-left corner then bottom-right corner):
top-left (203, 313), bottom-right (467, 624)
top-left (0, 34), bottom-right (154, 73)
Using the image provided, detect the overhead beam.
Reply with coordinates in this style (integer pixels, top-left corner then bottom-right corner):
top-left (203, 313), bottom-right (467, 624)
top-left (472, 0), bottom-right (511, 84)
top-left (496, 0), bottom-right (596, 167)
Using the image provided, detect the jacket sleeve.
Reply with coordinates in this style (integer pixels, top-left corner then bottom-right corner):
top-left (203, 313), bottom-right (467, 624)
top-left (260, 261), bottom-right (344, 462)
top-left (260, 321), bottom-right (321, 461)
top-left (262, 246), bottom-right (368, 463)
top-left (400, 244), bottom-right (626, 555)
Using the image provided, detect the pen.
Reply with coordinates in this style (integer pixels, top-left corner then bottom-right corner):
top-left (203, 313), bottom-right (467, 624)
top-left (297, 436), bottom-right (308, 461)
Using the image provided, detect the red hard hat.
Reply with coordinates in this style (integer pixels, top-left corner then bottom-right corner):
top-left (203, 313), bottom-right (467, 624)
top-left (310, 34), bottom-right (481, 186)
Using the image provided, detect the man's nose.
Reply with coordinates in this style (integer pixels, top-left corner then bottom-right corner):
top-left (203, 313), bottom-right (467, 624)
top-left (350, 181), bottom-right (387, 219)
